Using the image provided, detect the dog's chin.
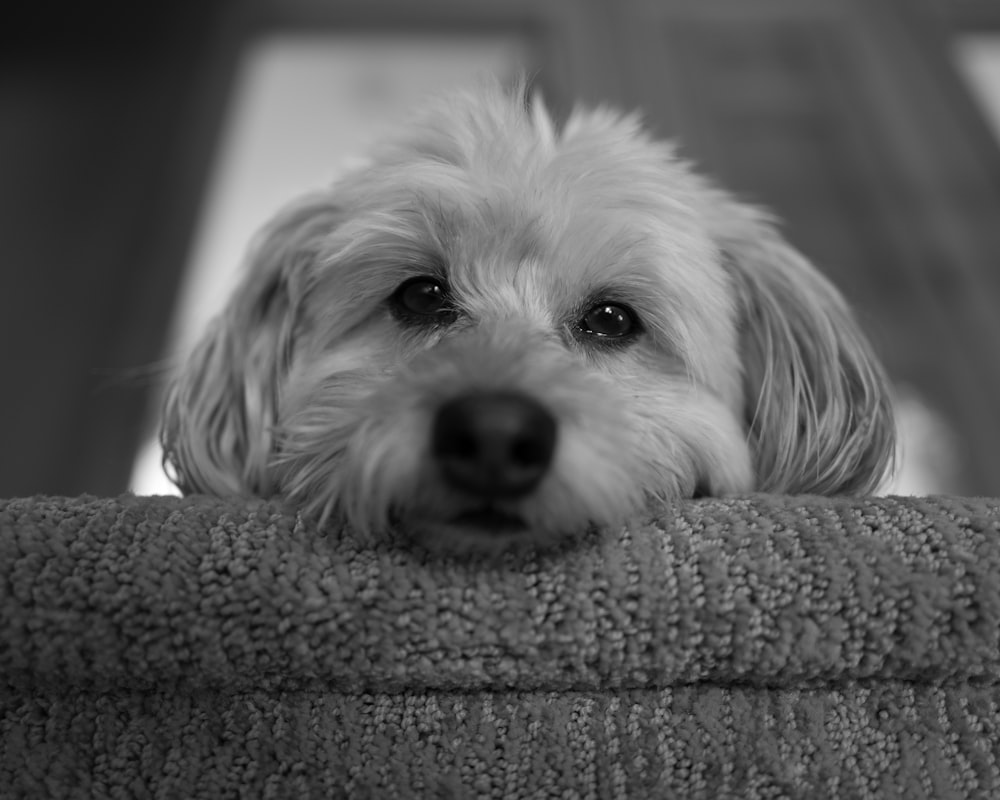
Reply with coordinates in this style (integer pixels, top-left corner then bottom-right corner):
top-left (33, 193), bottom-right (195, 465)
top-left (449, 507), bottom-right (529, 533)
top-left (397, 505), bottom-right (588, 559)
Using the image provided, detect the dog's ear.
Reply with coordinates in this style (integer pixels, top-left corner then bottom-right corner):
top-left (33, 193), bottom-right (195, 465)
top-left (711, 197), bottom-right (895, 495)
top-left (160, 195), bottom-right (342, 497)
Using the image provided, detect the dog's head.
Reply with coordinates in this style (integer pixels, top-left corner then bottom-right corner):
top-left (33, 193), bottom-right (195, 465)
top-left (161, 80), bottom-right (894, 553)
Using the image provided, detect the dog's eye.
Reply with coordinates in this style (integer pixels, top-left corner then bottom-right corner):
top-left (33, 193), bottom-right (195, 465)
top-left (579, 302), bottom-right (638, 339)
top-left (391, 276), bottom-right (456, 321)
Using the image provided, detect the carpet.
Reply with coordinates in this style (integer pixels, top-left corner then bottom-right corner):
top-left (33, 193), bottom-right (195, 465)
top-left (2, 493), bottom-right (1000, 798)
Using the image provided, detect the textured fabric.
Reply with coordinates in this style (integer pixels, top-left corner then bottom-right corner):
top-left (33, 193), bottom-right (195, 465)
top-left (2, 493), bottom-right (1000, 798)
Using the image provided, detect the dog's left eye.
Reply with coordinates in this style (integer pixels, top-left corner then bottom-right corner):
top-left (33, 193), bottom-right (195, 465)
top-left (390, 276), bottom-right (456, 321)
top-left (579, 302), bottom-right (638, 339)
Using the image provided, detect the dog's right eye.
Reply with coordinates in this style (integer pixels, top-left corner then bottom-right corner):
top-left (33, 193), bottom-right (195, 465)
top-left (390, 276), bottom-right (456, 322)
top-left (578, 302), bottom-right (640, 340)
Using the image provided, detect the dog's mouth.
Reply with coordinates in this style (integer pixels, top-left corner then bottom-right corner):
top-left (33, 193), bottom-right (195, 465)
top-left (449, 507), bottom-right (528, 535)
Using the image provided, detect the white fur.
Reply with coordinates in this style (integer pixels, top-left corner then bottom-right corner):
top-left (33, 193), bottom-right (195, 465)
top-left (161, 79), bottom-right (895, 554)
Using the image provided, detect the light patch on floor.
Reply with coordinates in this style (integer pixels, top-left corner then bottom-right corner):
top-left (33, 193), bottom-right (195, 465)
top-left (883, 387), bottom-right (962, 496)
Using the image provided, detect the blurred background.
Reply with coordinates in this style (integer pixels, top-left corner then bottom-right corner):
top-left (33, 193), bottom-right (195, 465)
top-left (2, 0), bottom-right (999, 500)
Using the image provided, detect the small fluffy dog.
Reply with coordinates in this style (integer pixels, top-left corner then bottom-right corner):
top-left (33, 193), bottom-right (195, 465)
top-left (161, 80), bottom-right (895, 554)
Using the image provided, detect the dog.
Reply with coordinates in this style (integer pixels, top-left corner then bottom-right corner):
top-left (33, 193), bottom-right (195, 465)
top-left (161, 79), bottom-right (895, 554)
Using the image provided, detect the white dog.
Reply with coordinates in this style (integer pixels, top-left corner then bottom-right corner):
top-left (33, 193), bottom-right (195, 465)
top-left (161, 79), bottom-right (895, 554)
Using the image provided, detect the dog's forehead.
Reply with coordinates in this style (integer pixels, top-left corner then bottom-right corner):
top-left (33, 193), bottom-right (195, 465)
top-left (395, 153), bottom-right (717, 310)
top-left (373, 96), bottom-right (709, 238)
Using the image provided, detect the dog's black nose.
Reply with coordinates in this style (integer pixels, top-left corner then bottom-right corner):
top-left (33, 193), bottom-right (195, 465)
top-left (432, 392), bottom-right (557, 499)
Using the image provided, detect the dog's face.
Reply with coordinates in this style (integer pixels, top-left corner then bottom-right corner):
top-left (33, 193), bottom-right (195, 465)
top-left (162, 82), bottom-right (895, 554)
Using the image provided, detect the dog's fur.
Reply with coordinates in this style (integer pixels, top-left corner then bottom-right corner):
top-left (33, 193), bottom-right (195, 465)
top-left (161, 80), bottom-right (895, 554)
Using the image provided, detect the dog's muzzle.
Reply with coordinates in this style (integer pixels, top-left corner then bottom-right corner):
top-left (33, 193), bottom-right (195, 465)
top-left (432, 391), bottom-right (557, 500)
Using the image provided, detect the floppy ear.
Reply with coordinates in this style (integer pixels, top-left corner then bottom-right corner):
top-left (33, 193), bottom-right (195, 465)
top-left (160, 195), bottom-right (342, 497)
top-left (711, 197), bottom-right (895, 495)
